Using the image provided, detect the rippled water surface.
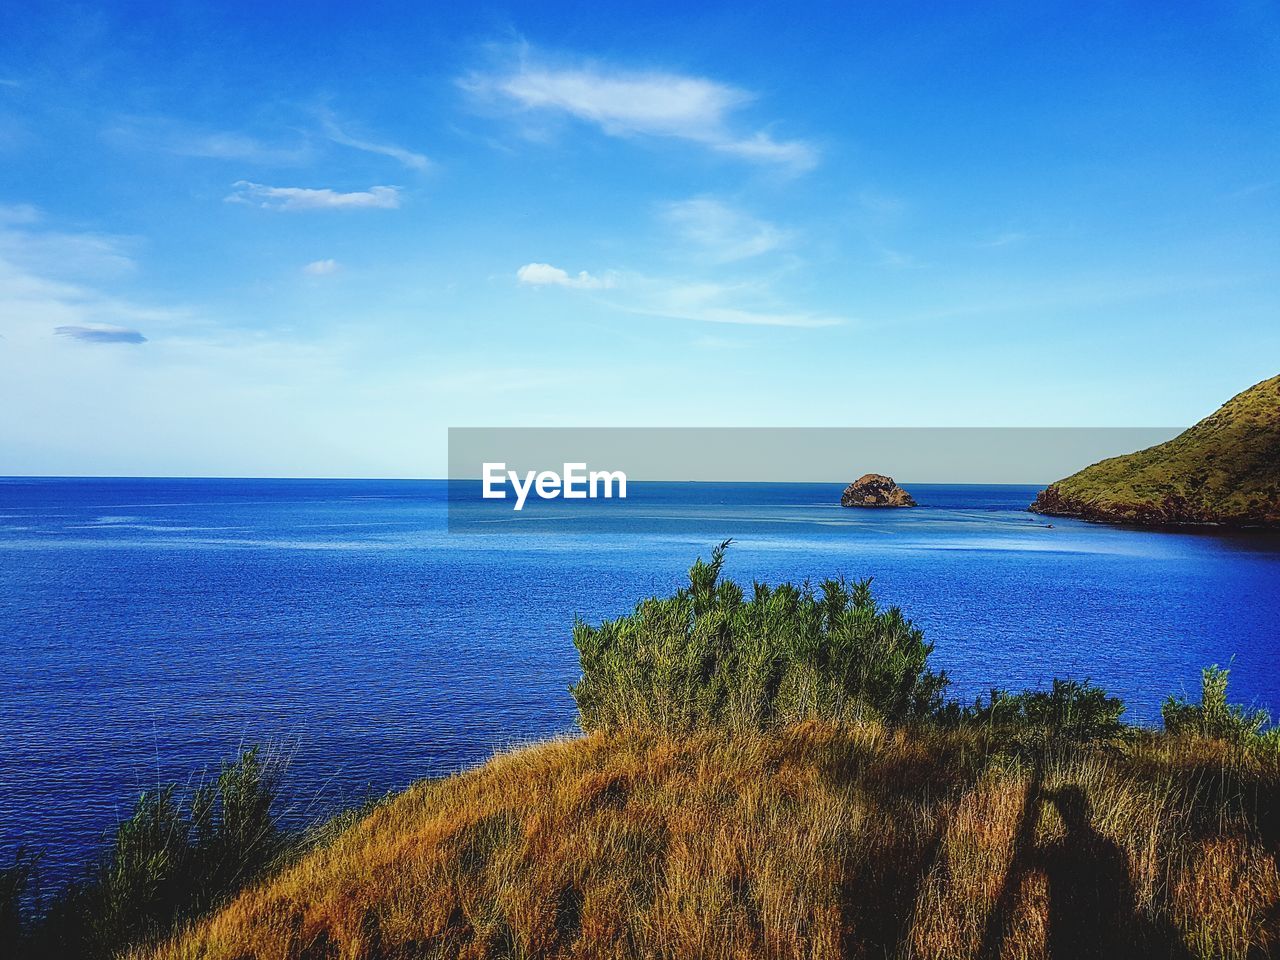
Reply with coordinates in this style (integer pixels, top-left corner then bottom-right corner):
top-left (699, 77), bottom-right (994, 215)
top-left (2, 477), bottom-right (1278, 875)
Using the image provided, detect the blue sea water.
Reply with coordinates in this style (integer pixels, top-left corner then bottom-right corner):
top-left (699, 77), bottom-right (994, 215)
top-left (2, 477), bottom-right (1279, 877)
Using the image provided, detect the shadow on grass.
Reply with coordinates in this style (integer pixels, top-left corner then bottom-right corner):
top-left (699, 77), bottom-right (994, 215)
top-left (978, 774), bottom-right (1192, 960)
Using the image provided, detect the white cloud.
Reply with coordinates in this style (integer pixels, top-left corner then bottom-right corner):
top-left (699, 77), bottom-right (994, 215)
top-left (516, 262), bottom-right (613, 289)
top-left (465, 55), bottom-right (816, 172)
top-left (320, 113), bottom-right (430, 171)
top-left (661, 198), bottom-right (788, 262)
top-left (226, 181), bottom-right (401, 211)
top-left (713, 131), bottom-right (815, 169)
top-left (302, 258), bottom-right (341, 276)
top-left (493, 66), bottom-right (746, 137)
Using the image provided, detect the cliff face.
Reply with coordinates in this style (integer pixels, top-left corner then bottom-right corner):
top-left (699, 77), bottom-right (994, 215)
top-left (1030, 374), bottom-right (1280, 527)
top-left (841, 474), bottom-right (916, 508)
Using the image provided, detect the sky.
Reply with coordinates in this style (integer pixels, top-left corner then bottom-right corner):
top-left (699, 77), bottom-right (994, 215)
top-left (1, 1), bottom-right (1277, 477)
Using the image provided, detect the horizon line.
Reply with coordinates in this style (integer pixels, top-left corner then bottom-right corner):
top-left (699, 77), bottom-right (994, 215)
top-left (0, 475), bottom-right (1054, 486)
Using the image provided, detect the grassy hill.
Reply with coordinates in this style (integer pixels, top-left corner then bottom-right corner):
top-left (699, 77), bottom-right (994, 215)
top-left (138, 725), bottom-right (1278, 960)
top-left (1030, 374), bottom-right (1280, 527)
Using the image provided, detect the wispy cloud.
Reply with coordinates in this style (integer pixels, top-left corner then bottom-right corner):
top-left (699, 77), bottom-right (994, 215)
top-left (302, 258), bottom-right (341, 276)
top-left (691, 333), bottom-right (746, 349)
top-left (977, 231), bottom-right (1030, 248)
top-left (105, 117), bottom-right (311, 165)
top-left (516, 262), bottom-right (614, 289)
top-left (661, 198), bottom-right (789, 262)
top-left (713, 132), bottom-right (814, 169)
top-left (857, 190), bottom-right (906, 218)
top-left (226, 181), bottom-right (401, 211)
top-left (0, 203), bottom-right (39, 225)
top-left (55, 324), bottom-right (147, 344)
top-left (638, 281), bottom-right (843, 327)
top-left (877, 246), bottom-right (922, 269)
top-left (464, 52), bottom-right (817, 173)
top-left (425, 365), bottom-right (584, 395)
top-left (1226, 180), bottom-right (1275, 201)
top-left (519, 263), bottom-right (843, 328)
top-left (0, 206), bottom-right (137, 279)
top-left (320, 112), bottom-right (430, 171)
top-left (0, 210), bottom-right (189, 352)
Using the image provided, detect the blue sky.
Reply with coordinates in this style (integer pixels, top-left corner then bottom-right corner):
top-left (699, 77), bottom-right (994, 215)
top-left (1, 1), bottom-right (1277, 477)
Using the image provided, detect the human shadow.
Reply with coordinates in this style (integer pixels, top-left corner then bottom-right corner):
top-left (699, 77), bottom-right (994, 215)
top-left (1036, 785), bottom-right (1191, 960)
top-left (831, 752), bottom-right (962, 956)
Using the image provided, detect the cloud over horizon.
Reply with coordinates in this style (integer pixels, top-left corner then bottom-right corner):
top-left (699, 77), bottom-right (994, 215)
top-left (226, 181), bottom-right (401, 211)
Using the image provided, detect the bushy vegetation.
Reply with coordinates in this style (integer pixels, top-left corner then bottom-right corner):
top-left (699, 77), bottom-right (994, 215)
top-left (1164, 664), bottom-right (1279, 749)
top-left (572, 543), bottom-right (1141, 747)
top-left (2, 748), bottom-right (282, 960)
top-left (572, 541), bottom-right (948, 731)
top-left (945, 679), bottom-right (1127, 742)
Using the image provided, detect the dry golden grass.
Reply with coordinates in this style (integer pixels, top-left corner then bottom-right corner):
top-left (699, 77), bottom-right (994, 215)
top-left (140, 725), bottom-right (1280, 960)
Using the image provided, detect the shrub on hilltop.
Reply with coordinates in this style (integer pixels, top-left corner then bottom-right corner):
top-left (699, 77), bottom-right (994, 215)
top-left (571, 541), bottom-right (949, 732)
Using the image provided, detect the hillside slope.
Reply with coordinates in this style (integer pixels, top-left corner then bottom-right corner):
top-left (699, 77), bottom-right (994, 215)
top-left (1030, 374), bottom-right (1280, 526)
top-left (141, 724), bottom-right (1279, 960)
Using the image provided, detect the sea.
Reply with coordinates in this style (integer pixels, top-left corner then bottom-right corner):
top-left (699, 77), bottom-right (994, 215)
top-left (2, 477), bottom-right (1278, 877)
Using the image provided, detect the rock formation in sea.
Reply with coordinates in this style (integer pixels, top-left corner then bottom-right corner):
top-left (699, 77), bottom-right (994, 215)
top-left (841, 474), bottom-right (917, 508)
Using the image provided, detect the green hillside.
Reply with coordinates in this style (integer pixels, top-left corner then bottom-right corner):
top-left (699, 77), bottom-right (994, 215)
top-left (1031, 374), bottom-right (1280, 527)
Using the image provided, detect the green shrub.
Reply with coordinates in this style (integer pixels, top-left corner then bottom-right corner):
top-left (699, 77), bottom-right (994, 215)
top-left (945, 679), bottom-right (1126, 742)
top-left (571, 542), bottom-right (948, 732)
top-left (12, 747), bottom-right (282, 960)
top-left (1163, 664), bottom-right (1277, 748)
